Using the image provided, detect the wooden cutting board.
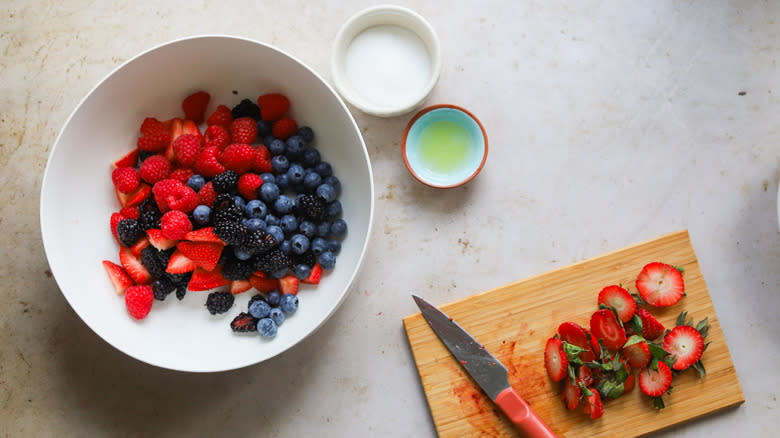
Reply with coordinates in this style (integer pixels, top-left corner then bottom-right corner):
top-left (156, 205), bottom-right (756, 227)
top-left (403, 230), bottom-right (743, 437)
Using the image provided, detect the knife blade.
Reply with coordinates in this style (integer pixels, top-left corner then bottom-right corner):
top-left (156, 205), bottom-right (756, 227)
top-left (413, 295), bottom-right (558, 438)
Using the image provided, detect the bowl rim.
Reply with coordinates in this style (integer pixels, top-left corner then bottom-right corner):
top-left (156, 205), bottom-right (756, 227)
top-left (39, 34), bottom-right (376, 372)
top-left (402, 104), bottom-right (488, 189)
top-left (330, 4), bottom-right (442, 118)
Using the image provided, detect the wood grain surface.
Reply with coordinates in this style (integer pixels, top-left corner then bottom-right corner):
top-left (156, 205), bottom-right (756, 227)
top-left (403, 230), bottom-right (744, 437)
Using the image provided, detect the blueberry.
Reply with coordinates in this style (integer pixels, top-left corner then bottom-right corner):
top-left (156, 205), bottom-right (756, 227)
top-left (323, 176), bottom-right (341, 193)
top-left (301, 148), bottom-right (321, 168)
top-left (245, 217), bottom-right (266, 232)
top-left (256, 119), bottom-right (273, 137)
top-left (187, 175), bottom-right (205, 192)
top-left (314, 161), bottom-right (333, 177)
top-left (244, 199), bottom-right (267, 218)
top-left (271, 268), bottom-right (288, 278)
top-left (319, 250), bottom-right (336, 270)
top-left (275, 173), bottom-right (290, 191)
top-left (259, 183), bottom-right (280, 203)
top-left (285, 136), bottom-right (305, 159)
top-left (290, 234), bottom-right (310, 255)
top-left (256, 318), bottom-right (278, 338)
top-left (266, 225), bottom-right (284, 243)
top-left (192, 205), bottom-right (211, 225)
top-left (303, 171), bottom-right (322, 192)
top-left (233, 195), bottom-right (246, 211)
top-left (297, 126), bottom-right (315, 143)
top-left (234, 246), bottom-right (253, 261)
top-left (299, 220), bottom-right (316, 238)
top-left (286, 163), bottom-right (305, 185)
top-left (259, 173), bottom-right (276, 184)
top-left (280, 293), bottom-right (299, 314)
top-left (274, 195), bottom-right (294, 215)
top-left (266, 290), bottom-right (282, 307)
top-left (271, 155), bottom-right (289, 174)
top-left (315, 222), bottom-right (330, 237)
top-left (270, 307), bottom-right (285, 326)
top-left (268, 138), bottom-right (285, 156)
top-left (265, 214), bottom-right (280, 226)
top-left (316, 184), bottom-right (337, 203)
top-left (280, 214), bottom-right (298, 234)
top-left (279, 239), bottom-right (292, 255)
top-left (327, 240), bottom-right (342, 255)
top-left (330, 219), bottom-right (348, 237)
top-left (326, 200), bottom-right (342, 218)
top-left (294, 263), bottom-right (311, 280)
top-left (249, 300), bottom-right (272, 319)
top-left (311, 237), bottom-right (328, 255)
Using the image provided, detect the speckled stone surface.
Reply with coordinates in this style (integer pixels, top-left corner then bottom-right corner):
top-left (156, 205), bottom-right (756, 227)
top-left (2, 1), bottom-right (779, 436)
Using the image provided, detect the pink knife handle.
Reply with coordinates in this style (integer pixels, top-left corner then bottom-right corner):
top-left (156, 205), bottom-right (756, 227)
top-left (495, 387), bottom-right (558, 438)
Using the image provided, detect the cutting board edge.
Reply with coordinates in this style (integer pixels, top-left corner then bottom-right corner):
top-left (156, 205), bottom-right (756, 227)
top-left (634, 396), bottom-right (746, 437)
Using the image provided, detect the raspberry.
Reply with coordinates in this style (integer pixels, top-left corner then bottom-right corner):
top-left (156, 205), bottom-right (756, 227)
top-left (167, 185), bottom-right (198, 212)
top-left (206, 104), bottom-right (233, 128)
top-left (197, 182), bottom-right (217, 206)
top-left (160, 210), bottom-right (192, 240)
top-left (252, 145), bottom-right (273, 173)
top-left (219, 143), bottom-right (256, 174)
top-left (168, 168), bottom-right (195, 183)
top-left (194, 145), bottom-right (226, 178)
top-left (230, 117), bottom-right (258, 144)
top-left (181, 91), bottom-right (210, 124)
top-left (125, 285), bottom-right (154, 319)
top-left (140, 117), bottom-right (165, 135)
top-left (257, 93), bottom-right (290, 121)
top-left (172, 134), bottom-right (201, 167)
top-left (137, 119), bottom-right (171, 152)
top-left (112, 167), bottom-right (140, 193)
top-left (237, 173), bottom-right (263, 200)
top-left (119, 206), bottom-right (140, 220)
top-left (152, 179), bottom-right (198, 213)
top-left (272, 117), bottom-right (298, 140)
top-left (204, 125), bottom-right (231, 150)
top-left (139, 155), bottom-right (172, 184)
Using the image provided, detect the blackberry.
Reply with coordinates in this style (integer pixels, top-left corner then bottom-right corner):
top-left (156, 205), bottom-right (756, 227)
top-left (116, 219), bottom-right (142, 247)
top-left (295, 194), bottom-right (327, 222)
top-left (291, 250), bottom-right (316, 269)
top-left (222, 257), bottom-right (255, 281)
top-left (254, 249), bottom-right (291, 273)
top-left (230, 312), bottom-right (259, 332)
top-left (140, 246), bottom-right (167, 278)
top-left (212, 170), bottom-right (239, 194)
top-left (214, 221), bottom-right (247, 246)
top-left (165, 272), bottom-right (192, 300)
top-left (205, 291), bottom-right (235, 315)
top-left (137, 198), bottom-right (162, 230)
top-left (175, 284), bottom-right (187, 300)
top-left (248, 293), bottom-right (267, 308)
top-left (242, 230), bottom-right (277, 255)
top-left (152, 277), bottom-right (175, 301)
top-left (212, 193), bottom-right (242, 224)
top-left (231, 98), bottom-right (262, 120)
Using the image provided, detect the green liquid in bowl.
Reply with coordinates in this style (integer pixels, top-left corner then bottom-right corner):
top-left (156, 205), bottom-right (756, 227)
top-left (417, 120), bottom-right (471, 174)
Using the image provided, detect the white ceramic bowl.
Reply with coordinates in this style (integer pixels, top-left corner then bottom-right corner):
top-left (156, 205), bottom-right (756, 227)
top-left (40, 35), bottom-right (374, 372)
top-left (331, 5), bottom-right (442, 117)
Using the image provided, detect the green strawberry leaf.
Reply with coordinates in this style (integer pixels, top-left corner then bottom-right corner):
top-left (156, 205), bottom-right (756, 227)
top-left (623, 334), bottom-right (645, 348)
top-left (631, 292), bottom-right (645, 305)
top-left (691, 360), bottom-right (707, 378)
top-left (673, 265), bottom-right (685, 274)
top-left (629, 314), bottom-right (643, 336)
top-left (648, 342), bottom-right (670, 360)
top-left (653, 396), bottom-right (666, 409)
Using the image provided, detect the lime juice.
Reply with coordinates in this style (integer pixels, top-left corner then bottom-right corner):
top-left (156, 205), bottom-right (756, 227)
top-left (417, 120), bottom-right (472, 174)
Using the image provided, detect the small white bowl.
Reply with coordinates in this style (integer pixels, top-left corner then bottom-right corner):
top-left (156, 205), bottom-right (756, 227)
top-left (331, 5), bottom-right (442, 117)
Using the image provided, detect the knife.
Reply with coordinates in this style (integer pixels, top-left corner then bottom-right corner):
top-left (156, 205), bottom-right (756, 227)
top-left (413, 295), bottom-right (558, 438)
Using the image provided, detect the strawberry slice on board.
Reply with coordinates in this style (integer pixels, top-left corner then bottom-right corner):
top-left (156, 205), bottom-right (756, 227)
top-left (638, 361), bottom-right (672, 397)
top-left (635, 308), bottom-right (666, 340)
top-left (558, 321), bottom-right (596, 362)
top-left (622, 336), bottom-right (652, 369)
top-left (597, 285), bottom-right (636, 322)
top-left (636, 262), bottom-right (685, 307)
top-left (544, 337), bottom-right (568, 382)
top-left (560, 377), bottom-right (581, 410)
top-left (662, 325), bottom-right (704, 371)
top-left (581, 388), bottom-right (603, 419)
top-left (177, 241), bottom-right (223, 271)
top-left (119, 246), bottom-right (152, 284)
top-left (102, 260), bottom-right (134, 295)
top-left (590, 309), bottom-right (627, 351)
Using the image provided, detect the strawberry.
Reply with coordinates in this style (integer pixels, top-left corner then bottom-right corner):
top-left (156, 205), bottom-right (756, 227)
top-left (112, 167), bottom-right (140, 193)
top-left (257, 93), bottom-right (290, 121)
top-left (119, 246), bottom-right (152, 284)
top-left (139, 155), bottom-right (172, 184)
top-left (581, 389), bottom-right (603, 419)
top-left (623, 372), bottom-right (636, 395)
top-left (590, 309), bottom-right (627, 351)
top-left (638, 361), bottom-right (672, 397)
top-left (544, 337), bottom-right (568, 382)
top-left (636, 308), bottom-right (665, 340)
top-left (183, 227), bottom-right (221, 243)
top-left (249, 274), bottom-right (278, 292)
top-left (161, 210), bottom-right (192, 240)
top-left (230, 279), bottom-right (252, 295)
top-left (557, 322), bottom-right (596, 362)
top-left (180, 119), bottom-right (202, 139)
top-left (194, 145), bottom-right (226, 177)
top-left (181, 91), bottom-right (210, 124)
top-left (137, 118), bottom-right (170, 152)
top-left (168, 168), bottom-right (195, 183)
top-left (662, 325), bottom-right (704, 371)
top-left (146, 228), bottom-right (177, 250)
top-left (622, 337), bottom-right (651, 369)
top-left (119, 206), bottom-right (139, 220)
top-left (302, 262), bottom-right (322, 284)
top-left (578, 365), bottom-right (595, 387)
top-left (115, 183), bottom-right (151, 207)
top-left (102, 260), bottom-right (134, 295)
top-left (206, 104), bottom-right (233, 128)
top-left (229, 117), bottom-right (258, 144)
top-left (272, 117), bottom-right (297, 140)
top-left (237, 173), bottom-right (263, 200)
top-left (166, 249), bottom-right (197, 274)
top-left (188, 266), bottom-right (230, 291)
top-left (172, 134), bottom-right (201, 167)
top-left (278, 275), bottom-right (299, 295)
top-left (560, 377), bottom-right (581, 410)
top-left (124, 285), bottom-right (154, 319)
top-left (130, 236), bottom-right (150, 257)
top-left (219, 143), bottom-right (255, 174)
top-left (197, 182), bottom-right (217, 206)
top-left (204, 125), bottom-right (231, 150)
top-left (597, 285), bottom-right (636, 322)
top-left (110, 212), bottom-right (124, 243)
top-left (177, 241), bottom-right (223, 271)
top-left (636, 262), bottom-right (685, 307)
top-left (112, 149), bottom-right (139, 169)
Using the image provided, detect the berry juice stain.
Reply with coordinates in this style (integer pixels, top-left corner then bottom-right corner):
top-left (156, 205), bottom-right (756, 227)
top-left (417, 120), bottom-right (471, 174)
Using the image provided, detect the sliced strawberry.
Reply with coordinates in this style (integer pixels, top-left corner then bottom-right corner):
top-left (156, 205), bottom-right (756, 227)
top-left (578, 365), bottom-right (595, 387)
top-left (119, 246), bottom-right (152, 284)
top-left (587, 329), bottom-right (601, 358)
top-left (636, 262), bottom-right (685, 307)
top-left (636, 308), bottom-right (666, 340)
top-left (165, 249), bottom-right (197, 274)
top-left (544, 337), bottom-right (568, 382)
top-left (102, 260), bottom-right (134, 295)
top-left (116, 183), bottom-right (151, 207)
top-left (560, 377), bottom-right (581, 410)
top-left (110, 212), bottom-right (124, 244)
top-left (188, 266), bottom-right (230, 291)
top-left (558, 322), bottom-right (595, 362)
top-left (146, 229), bottom-right (178, 250)
top-left (249, 274), bottom-right (278, 292)
top-left (278, 275), bottom-right (299, 295)
top-left (623, 372), bottom-right (636, 395)
top-left (590, 309), bottom-right (626, 351)
top-left (581, 389), bottom-right (603, 419)
top-left (162, 118), bottom-right (184, 162)
top-left (181, 91), bottom-right (210, 124)
top-left (230, 279), bottom-right (252, 295)
top-left (112, 149), bottom-right (139, 169)
top-left (622, 338), bottom-right (651, 369)
top-left (598, 285), bottom-right (636, 322)
top-left (302, 262), bottom-right (322, 284)
top-left (183, 227), bottom-right (222, 243)
top-left (639, 361), bottom-right (672, 397)
top-left (662, 325), bottom-right (704, 370)
top-left (177, 241), bottom-right (223, 271)
top-left (130, 236), bottom-right (150, 257)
